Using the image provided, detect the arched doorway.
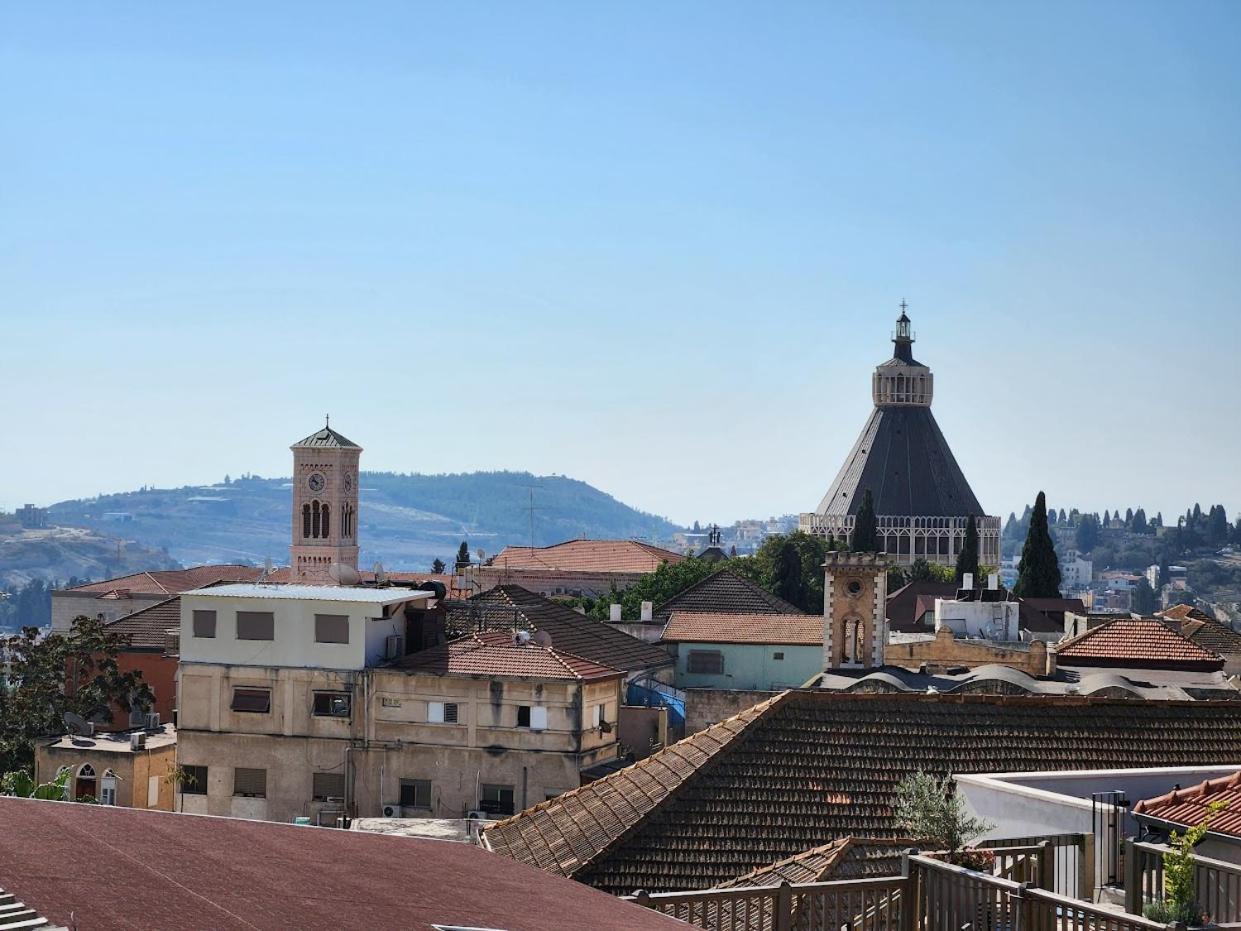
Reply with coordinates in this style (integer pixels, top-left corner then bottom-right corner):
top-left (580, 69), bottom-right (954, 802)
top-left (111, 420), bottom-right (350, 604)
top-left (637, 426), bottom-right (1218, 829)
top-left (75, 763), bottom-right (97, 801)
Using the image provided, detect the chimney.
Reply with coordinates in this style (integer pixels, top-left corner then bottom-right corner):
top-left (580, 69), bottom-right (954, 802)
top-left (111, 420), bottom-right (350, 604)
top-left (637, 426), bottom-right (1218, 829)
top-left (609, 603), bottom-right (622, 622)
top-left (963, 572), bottom-right (974, 591)
top-left (988, 573), bottom-right (999, 590)
top-left (640, 601), bottom-right (653, 622)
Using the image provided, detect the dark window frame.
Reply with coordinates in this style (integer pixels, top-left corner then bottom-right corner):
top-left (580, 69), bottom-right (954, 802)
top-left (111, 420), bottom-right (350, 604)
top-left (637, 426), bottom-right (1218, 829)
top-left (231, 687), bottom-right (272, 713)
top-left (191, 610), bottom-right (217, 639)
top-left (311, 771), bottom-right (345, 801)
top-left (236, 611), bottom-right (275, 641)
top-left (479, 783), bottom-right (515, 816)
top-left (399, 778), bottom-right (432, 809)
top-left (312, 691), bottom-right (351, 718)
top-left (233, 767), bottom-right (267, 798)
top-left (516, 705), bottom-right (531, 728)
top-left (181, 764), bottom-right (208, 795)
top-left (687, 649), bottom-right (725, 675)
top-left (314, 613), bottom-right (350, 644)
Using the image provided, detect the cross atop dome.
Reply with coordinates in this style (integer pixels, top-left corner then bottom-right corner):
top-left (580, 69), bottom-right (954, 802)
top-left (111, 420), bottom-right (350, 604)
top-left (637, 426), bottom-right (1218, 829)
top-left (892, 302), bottom-right (916, 362)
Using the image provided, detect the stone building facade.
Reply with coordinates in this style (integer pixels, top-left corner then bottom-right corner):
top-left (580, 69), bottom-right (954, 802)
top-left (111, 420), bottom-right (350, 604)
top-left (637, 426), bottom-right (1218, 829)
top-left (289, 421), bottom-right (361, 580)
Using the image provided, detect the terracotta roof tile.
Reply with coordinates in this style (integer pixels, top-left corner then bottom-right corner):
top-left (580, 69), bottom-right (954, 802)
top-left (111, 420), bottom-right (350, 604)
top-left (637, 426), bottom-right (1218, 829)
top-left (654, 569), bottom-right (805, 623)
top-left (719, 837), bottom-right (913, 889)
top-left (1158, 604), bottom-right (1214, 623)
top-left (1163, 617), bottom-right (1241, 656)
top-left (394, 630), bottom-right (624, 681)
top-left (662, 612), bottom-right (823, 646)
top-left (445, 585), bottom-right (672, 673)
top-left (102, 596), bottom-right (180, 651)
top-left (1134, 770), bottom-right (1241, 838)
top-left (67, 564), bottom-right (264, 595)
top-left (1056, 618), bottom-right (1224, 670)
top-left (490, 539), bottom-right (683, 574)
top-left (485, 690), bottom-right (1241, 894)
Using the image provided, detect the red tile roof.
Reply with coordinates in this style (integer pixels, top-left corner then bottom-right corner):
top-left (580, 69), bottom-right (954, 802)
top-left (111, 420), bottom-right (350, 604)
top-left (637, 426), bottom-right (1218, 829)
top-left (654, 569), bottom-right (804, 623)
top-left (103, 596), bottom-right (180, 651)
top-left (662, 611), bottom-right (823, 646)
top-left (719, 837), bottom-right (913, 889)
top-left (394, 630), bottom-right (624, 682)
top-left (1056, 618), bottom-right (1224, 670)
top-left (1134, 770), bottom-right (1241, 838)
top-left (491, 539), bottom-right (684, 574)
top-left (1158, 604), bottom-right (1214, 623)
top-left (66, 564), bottom-right (264, 596)
top-left (0, 797), bottom-right (680, 931)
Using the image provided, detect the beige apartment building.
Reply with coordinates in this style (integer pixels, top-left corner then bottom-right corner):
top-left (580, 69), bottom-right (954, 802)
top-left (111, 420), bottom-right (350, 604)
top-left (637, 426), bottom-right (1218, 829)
top-left (176, 583), bottom-right (623, 824)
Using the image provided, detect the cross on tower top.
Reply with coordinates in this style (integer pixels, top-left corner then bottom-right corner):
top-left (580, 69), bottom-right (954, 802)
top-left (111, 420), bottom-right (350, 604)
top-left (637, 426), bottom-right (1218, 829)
top-left (899, 299), bottom-right (908, 313)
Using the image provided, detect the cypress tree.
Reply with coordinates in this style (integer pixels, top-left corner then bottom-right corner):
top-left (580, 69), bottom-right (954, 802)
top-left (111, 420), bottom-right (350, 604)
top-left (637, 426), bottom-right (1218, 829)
top-left (455, 540), bottom-right (471, 569)
top-left (955, 515), bottom-right (980, 587)
top-left (1014, 491), bottom-right (1062, 598)
top-left (851, 490), bottom-right (880, 553)
top-left (772, 539), bottom-right (806, 609)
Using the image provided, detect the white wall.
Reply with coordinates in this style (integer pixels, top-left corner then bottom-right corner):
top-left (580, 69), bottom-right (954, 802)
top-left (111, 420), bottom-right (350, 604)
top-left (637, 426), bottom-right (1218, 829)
top-left (934, 599), bottom-right (1021, 640)
top-left (180, 592), bottom-right (415, 670)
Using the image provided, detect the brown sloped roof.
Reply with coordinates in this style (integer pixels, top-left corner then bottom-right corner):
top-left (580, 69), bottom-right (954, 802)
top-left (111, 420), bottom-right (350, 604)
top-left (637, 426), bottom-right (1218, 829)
top-left (103, 596), bottom-right (180, 651)
top-left (0, 797), bottom-right (680, 931)
top-left (886, 581), bottom-right (957, 632)
top-left (67, 564), bottom-right (264, 595)
top-left (1134, 770), bottom-right (1241, 838)
top-left (1164, 617), bottom-right (1241, 656)
top-left (393, 630), bottom-right (623, 682)
top-left (662, 612), bottom-right (823, 646)
top-left (1158, 604), bottom-right (1213, 623)
top-left (445, 585), bottom-right (672, 673)
top-left (719, 837), bottom-right (913, 888)
top-left (490, 539), bottom-right (683, 573)
top-left (485, 690), bottom-right (1241, 895)
top-left (1056, 618), bottom-right (1224, 670)
top-left (654, 569), bottom-right (804, 623)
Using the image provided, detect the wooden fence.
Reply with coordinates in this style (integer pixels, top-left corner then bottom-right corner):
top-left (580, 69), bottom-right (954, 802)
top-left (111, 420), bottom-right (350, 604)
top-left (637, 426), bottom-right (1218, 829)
top-left (1126, 838), bottom-right (1241, 925)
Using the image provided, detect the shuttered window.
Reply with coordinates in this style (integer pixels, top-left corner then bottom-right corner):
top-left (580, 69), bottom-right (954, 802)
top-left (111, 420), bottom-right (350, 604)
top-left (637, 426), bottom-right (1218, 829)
top-left (314, 614), bottom-right (349, 644)
top-left (399, 778), bottom-right (431, 808)
top-left (236, 611), bottom-right (275, 641)
top-left (479, 784), bottom-right (515, 816)
top-left (687, 650), bottom-right (725, 674)
top-left (233, 767), bottom-right (266, 798)
top-left (192, 610), bottom-right (217, 638)
top-left (428, 702), bottom-right (459, 724)
top-left (231, 688), bottom-right (271, 713)
top-left (312, 771), bottom-right (345, 801)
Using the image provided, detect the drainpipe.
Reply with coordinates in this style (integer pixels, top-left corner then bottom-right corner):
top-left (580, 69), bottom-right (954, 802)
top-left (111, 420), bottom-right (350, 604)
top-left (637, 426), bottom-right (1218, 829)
top-left (521, 766), bottom-right (528, 812)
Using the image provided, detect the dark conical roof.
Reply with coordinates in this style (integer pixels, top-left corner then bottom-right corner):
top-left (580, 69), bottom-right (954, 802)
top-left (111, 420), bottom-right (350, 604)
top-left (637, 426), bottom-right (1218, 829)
top-left (815, 405), bottom-right (983, 518)
top-left (291, 425), bottom-right (361, 449)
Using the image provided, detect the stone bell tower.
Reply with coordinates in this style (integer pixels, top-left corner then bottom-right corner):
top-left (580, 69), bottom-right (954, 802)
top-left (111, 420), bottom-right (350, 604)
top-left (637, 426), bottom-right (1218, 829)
top-left (823, 552), bottom-right (888, 670)
top-left (290, 418), bottom-right (362, 580)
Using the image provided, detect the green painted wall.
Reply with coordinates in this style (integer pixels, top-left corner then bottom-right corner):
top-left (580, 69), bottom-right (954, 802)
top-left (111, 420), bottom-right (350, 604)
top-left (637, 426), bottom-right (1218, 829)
top-left (672, 641), bottom-right (822, 691)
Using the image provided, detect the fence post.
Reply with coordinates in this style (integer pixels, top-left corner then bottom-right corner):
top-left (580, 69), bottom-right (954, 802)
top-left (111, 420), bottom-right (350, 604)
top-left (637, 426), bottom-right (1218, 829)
top-left (1014, 881), bottom-right (1036, 931)
top-left (1036, 840), bottom-right (1052, 891)
top-left (774, 879), bottom-right (793, 931)
top-left (1124, 839), bottom-right (1141, 916)
top-left (1081, 833), bottom-right (1096, 902)
top-left (900, 849), bottom-right (918, 931)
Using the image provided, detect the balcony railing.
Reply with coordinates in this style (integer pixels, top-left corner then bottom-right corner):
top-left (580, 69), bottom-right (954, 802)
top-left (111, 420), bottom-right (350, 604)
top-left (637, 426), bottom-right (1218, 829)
top-left (1126, 838), bottom-right (1241, 925)
top-left (627, 845), bottom-right (1180, 931)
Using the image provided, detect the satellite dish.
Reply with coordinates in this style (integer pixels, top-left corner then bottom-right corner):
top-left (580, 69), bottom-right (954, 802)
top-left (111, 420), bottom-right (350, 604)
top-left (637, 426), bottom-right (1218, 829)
top-left (372, 562), bottom-right (387, 585)
top-left (63, 712), bottom-right (92, 737)
top-left (513, 630), bottom-right (531, 646)
top-left (475, 549), bottom-right (486, 563)
top-left (532, 630), bottom-right (553, 649)
top-left (328, 563), bottom-right (361, 586)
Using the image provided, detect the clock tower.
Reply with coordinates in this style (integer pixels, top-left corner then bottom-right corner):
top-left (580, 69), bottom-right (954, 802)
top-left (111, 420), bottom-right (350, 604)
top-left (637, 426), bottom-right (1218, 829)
top-left (290, 419), bottom-right (361, 580)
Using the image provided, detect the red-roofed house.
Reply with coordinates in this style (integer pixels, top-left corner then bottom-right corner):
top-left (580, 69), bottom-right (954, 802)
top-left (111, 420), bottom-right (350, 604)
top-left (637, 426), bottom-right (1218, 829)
top-left (1134, 770), bottom-right (1241, 864)
top-left (1055, 618), bottom-right (1225, 671)
top-left (474, 538), bottom-right (684, 597)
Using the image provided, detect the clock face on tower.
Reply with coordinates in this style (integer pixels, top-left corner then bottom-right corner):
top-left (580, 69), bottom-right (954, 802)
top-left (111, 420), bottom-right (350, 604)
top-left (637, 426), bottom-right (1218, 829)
top-left (307, 472), bottom-right (326, 493)
top-left (343, 471), bottom-right (354, 492)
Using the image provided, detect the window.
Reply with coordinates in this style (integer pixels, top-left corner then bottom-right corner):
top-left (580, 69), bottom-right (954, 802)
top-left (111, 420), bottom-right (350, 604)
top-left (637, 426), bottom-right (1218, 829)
top-left (321, 503), bottom-right (330, 538)
top-left (773, 651), bottom-right (785, 661)
top-left (192, 610), bottom-right (217, 638)
top-left (233, 767), bottom-right (266, 798)
top-left (181, 765), bottom-right (208, 795)
top-left (313, 691), bottom-right (351, 718)
top-left (400, 778), bottom-right (432, 809)
top-left (516, 705), bottom-right (531, 728)
top-left (314, 614), bottom-right (349, 644)
top-left (687, 650), bottom-right (725, 675)
top-left (312, 771), bottom-right (345, 801)
top-left (312, 500), bottom-right (321, 538)
top-left (302, 503), bottom-right (312, 539)
top-left (231, 687), bottom-right (271, 713)
top-left (530, 706), bottom-right (548, 731)
top-left (147, 774), bottom-right (160, 808)
top-left (428, 702), bottom-right (459, 724)
top-left (591, 704), bottom-right (611, 729)
top-left (479, 783), bottom-right (515, 816)
top-left (236, 611), bottom-right (274, 641)
top-left (100, 773), bottom-right (117, 806)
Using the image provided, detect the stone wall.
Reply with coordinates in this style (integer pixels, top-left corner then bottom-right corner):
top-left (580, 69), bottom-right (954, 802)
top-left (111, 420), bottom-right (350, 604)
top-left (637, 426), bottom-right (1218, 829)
top-left (884, 627), bottom-right (1052, 676)
top-left (683, 688), bottom-right (782, 735)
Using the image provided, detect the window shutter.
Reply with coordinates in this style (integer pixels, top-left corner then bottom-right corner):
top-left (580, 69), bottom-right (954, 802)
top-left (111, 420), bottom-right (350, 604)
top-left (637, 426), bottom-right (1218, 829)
top-left (233, 768), bottom-right (266, 798)
top-left (428, 702), bottom-right (444, 724)
top-left (443, 703), bottom-right (459, 723)
top-left (312, 772), bottom-right (345, 801)
top-left (530, 706), bottom-right (548, 731)
top-left (192, 610), bottom-right (217, 638)
top-left (236, 612), bottom-right (275, 641)
top-left (314, 614), bottom-right (349, 644)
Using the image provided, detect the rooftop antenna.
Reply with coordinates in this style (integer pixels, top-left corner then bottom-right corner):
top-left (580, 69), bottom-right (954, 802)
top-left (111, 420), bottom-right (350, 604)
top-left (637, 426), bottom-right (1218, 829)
top-left (257, 556), bottom-right (274, 585)
top-left (521, 482), bottom-right (545, 552)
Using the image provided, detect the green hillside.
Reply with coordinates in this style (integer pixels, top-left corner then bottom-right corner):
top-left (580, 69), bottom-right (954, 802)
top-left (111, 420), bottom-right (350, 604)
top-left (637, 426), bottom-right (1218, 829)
top-left (40, 471), bottom-right (680, 572)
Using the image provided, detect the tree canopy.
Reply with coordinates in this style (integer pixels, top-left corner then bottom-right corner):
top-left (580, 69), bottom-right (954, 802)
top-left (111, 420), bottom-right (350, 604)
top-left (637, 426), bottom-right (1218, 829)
top-left (1014, 491), bottom-right (1062, 598)
top-left (955, 516), bottom-right (980, 586)
top-left (851, 490), bottom-right (880, 553)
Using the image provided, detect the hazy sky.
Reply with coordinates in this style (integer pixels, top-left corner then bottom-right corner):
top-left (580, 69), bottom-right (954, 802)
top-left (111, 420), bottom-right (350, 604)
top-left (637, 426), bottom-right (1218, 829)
top-left (3, 1), bottom-right (1238, 527)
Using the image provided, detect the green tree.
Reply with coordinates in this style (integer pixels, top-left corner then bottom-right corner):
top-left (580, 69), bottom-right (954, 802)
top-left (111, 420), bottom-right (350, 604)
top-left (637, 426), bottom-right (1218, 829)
top-left (1132, 508), bottom-right (1148, 535)
top-left (955, 516), bottom-right (980, 586)
top-left (771, 540), bottom-right (805, 608)
top-left (893, 771), bottom-right (992, 862)
top-left (908, 558), bottom-right (955, 584)
top-left (455, 541), bottom-right (471, 569)
top-left (0, 767), bottom-right (70, 800)
top-left (1014, 492), bottom-right (1062, 598)
top-left (1074, 514), bottom-right (1100, 553)
top-left (851, 490), bottom-right (880, 553)
top-left (431, 558), bottom-right (446, 574)
top-left (1132, 577), bottom-right (1158, 614)
top-left (0, 617), bottom-right (154, 775)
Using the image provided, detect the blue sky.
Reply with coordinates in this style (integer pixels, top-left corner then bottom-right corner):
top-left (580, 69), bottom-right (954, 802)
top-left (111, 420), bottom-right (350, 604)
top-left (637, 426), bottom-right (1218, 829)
top-left (2, 1), bottom-right (1238, 526)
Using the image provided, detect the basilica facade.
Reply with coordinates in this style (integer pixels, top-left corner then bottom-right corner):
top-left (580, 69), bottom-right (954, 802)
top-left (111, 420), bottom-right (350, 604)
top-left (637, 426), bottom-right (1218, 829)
top-left (800, 309), bottom-right (1001, 568)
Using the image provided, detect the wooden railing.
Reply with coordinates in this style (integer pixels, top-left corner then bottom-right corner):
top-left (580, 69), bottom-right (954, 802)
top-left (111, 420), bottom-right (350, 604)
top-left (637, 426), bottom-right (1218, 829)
top-left (985, 832), bottom-right (1094, 900)
top-left (628, 849), bottom-right (1179, 931)
top-left (1126, 838), bottom-right (1241, 924)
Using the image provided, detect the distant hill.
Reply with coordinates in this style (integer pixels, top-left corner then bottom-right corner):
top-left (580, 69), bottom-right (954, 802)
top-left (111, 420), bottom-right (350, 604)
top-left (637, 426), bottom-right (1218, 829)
top-left (38, 471), bottom-right (681, 574)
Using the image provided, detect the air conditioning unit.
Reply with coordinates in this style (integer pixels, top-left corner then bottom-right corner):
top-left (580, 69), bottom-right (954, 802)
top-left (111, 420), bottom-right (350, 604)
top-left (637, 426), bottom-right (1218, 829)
top-left (145, 712), bottom-right (160, 730)
top-left (130, 732), bottom-right (146, 750)
top-left (385, 635), bottom-right (403, 659)
top-left (381, 804), bottom-right (400, 818)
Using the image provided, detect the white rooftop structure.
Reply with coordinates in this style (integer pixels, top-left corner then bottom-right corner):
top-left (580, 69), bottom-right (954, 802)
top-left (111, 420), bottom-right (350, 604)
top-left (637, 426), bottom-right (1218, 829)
top-left (183, 583), bottom-right (432, 604)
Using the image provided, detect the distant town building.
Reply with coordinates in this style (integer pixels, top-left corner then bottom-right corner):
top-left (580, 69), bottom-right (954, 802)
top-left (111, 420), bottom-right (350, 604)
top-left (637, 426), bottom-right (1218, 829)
top-left (1058, 549), bottom-right (1093, 589)
top-left (474, 538), bottom-right (684, 598)
top-left (16, 503), bottom-right (46, 529)
top-left (35, 724), bottom-right (177, 810)
top-left (800, 308), bottom-right (1000, 567)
